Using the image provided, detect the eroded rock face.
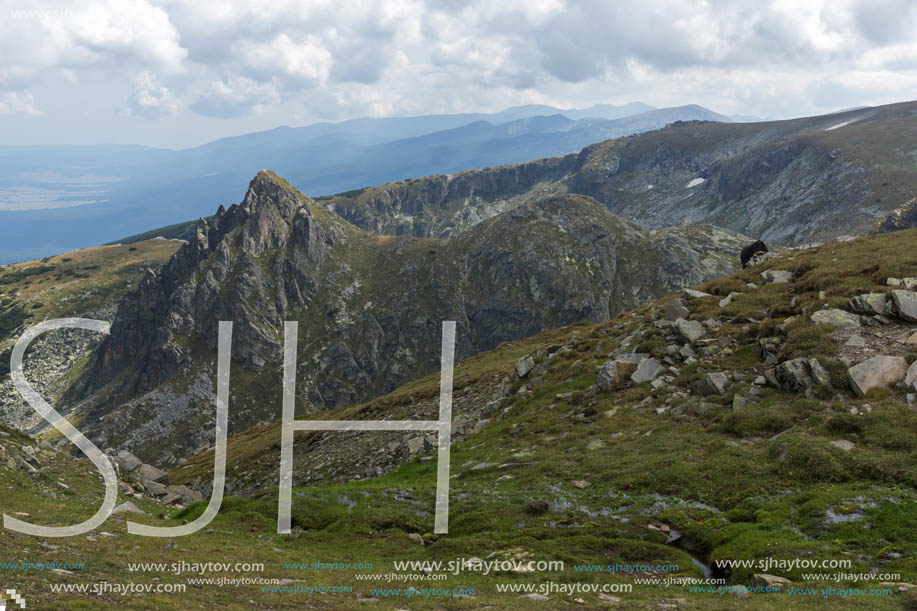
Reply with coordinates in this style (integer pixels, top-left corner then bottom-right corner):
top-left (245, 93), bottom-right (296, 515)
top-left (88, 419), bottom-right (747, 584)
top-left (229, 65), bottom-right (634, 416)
top-left (94, 171), bottom-right (341, 393)
top-left (78, 173), bottom-right (751, 465)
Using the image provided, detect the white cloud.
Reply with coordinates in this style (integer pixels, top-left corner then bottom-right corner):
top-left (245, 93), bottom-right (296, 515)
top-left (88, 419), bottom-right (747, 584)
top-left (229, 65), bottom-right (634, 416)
top-left (234, 34), bottom-right (333, 86)
top-left (1, 0), bottom-right (187, 73)
top-left (123, 70), bottom-right (179, 118)
top-left (1, 0), bottom-right (916, 139)
top-left (190, 75), bottom-right (280, 118)
top-left (0, 91), bottom-right (43, 115)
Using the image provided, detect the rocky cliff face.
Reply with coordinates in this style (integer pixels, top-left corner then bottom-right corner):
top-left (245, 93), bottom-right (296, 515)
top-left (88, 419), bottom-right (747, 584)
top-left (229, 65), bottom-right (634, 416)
top-left (317, 154), bottom-right (578, 237)
top-left (318, 102), bottom-right (917, 246)
top-left (73, 171), bottom-right (749, 465)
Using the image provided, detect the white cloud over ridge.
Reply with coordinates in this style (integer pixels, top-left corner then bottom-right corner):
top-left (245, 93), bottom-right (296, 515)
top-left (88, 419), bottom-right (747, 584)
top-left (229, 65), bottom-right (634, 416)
top-left (1, 0), bottom-right (916, 143)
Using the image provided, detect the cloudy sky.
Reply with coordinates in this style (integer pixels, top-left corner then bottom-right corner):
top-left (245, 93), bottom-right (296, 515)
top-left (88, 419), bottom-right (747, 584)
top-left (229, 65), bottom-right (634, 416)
top-left (1, 0), bottom-right (915, 148)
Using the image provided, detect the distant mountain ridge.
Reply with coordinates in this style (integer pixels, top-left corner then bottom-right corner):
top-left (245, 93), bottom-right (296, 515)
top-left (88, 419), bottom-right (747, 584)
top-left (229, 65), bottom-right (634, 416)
top-left (317, 101), bottom-right (917, 245)
top-left (0, 101), bottom-right (736, 264)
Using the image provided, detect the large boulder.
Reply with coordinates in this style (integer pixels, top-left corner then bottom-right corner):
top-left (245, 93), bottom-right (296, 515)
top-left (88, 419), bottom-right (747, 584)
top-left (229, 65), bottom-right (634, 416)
top-left (848, 293), bottom-right (888, 316)
top-left (142, 480), bottom-right (168, 495)
top-left (515, 355), bottom-right (535, 378)
top-left (663, 299), bottom-right (690, 321)
top-left (597, 360), bottom-right (638, 391)
top-left (890, 290), bottom-right (917, 322)
top-left (115, 450), bottom-right (142, 473)
top-left (166, 485), bottom-right (202, 506)
top-left (810, 309), bottom-right (860, 329)
top-left (774, 358), bottom-right (833, 393)
top-left (761, 269), bottom-right (793, 284)
top-left (847, 356), bottom-right (908, 396)
top-left (631, 359), bottom-right (666, 384)
top-left (674, 318), bottom-right (705, 344)
top-left (692, 372), bottom-right (729, 396)
top-left (137, 464), bottom-right (169, 485)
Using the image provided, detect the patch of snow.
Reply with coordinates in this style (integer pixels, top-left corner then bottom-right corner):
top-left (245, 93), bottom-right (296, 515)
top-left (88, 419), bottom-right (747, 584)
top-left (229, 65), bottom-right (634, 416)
top-left (825, 121), bottom-right (849, 131)
top-left (685, 177), bottom-right (705, 189)
top-left (646, 184), bottom-right (654, 190)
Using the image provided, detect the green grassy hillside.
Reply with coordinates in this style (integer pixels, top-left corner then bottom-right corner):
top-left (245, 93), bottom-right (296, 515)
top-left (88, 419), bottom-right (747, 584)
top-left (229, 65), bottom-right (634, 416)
top-left (3, 229), bottom-right (914, 609)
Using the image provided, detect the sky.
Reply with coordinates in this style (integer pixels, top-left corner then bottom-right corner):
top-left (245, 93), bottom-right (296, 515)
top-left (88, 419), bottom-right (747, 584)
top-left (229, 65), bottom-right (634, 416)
top-left (1, 0), bottom-right (916, 149)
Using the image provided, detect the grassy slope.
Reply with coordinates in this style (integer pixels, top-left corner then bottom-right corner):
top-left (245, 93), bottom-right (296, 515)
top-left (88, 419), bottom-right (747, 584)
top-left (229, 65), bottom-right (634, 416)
top-left (2, 229), bottom-right (915, 609)
top-left (0, 240), bottom-right (181, 373)
top-left (108, 221), bottom-right (204, 246)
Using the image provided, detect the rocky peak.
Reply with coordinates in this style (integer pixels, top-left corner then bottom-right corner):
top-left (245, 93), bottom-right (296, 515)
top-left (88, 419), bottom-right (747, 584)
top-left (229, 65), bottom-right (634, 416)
top-left (90, 170), bottom-right (346, 399)
top-left (74, 172), bottom-right (754, 465)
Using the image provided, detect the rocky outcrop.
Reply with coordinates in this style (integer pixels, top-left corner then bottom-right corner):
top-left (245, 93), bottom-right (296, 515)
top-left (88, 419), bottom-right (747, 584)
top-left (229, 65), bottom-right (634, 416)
top-left (848, 356), bottom-right (908, 397)
top-left (774, 358), bottom-right (833, 394)
top-left (876, 198), bottom-right (917, 234)
top-left (318, 155), bottom-right (579, 237)
top-left (73, 173), bottom-right (751, 465)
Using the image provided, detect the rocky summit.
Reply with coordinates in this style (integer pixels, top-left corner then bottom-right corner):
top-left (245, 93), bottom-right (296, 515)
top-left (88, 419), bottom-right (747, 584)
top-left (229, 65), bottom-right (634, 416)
top-left (34, 171), bottom-right (747, 465)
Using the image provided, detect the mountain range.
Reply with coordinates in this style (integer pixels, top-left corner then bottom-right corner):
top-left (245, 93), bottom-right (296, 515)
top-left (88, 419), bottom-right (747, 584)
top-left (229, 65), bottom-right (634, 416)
top-left (1, 98), bottom-right (916, 608)
top-left (0, 102), bottom-right (738, 264)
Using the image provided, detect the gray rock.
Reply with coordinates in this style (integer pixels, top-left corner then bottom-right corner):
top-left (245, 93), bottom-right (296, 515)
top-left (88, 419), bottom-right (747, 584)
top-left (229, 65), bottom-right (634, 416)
top-left (515, 355), bottom-right (536, 378)
top-left (831, 439), bottom-right (855, 452)
top-left (905, 361), bottom-right (917, 393)
top-left (597, 360), bottom-right (636, 391)
top-left (614, 352), bottom-right (650, 364)
top-left (683, 288), bottom-right (713, 298)
top-left (750, 574), bottom-right (791, 589)
top-left (138, 464), bottom-right (169, 485)
top-left (905, 278), bottom-right (917, 290)
top-left (810, 309), bottom-right (860, 328)
top-left (849, 293), bottom-right (888, 315)
top-left (844, 335), bottom-right (866, 347)
top-left (112, 501), bottom-right (144, 515)
top-left (142, 480), bottom-right (168, 495)
top-left (631, 359), bottom-right (666, 384)
top-left (675, 318), bottom-right (705, 344)
top-left (116, 451), bottom-right (142, 473)
top-left (719, 292), bottom-right (742, 308)
top-left (848, 355), bottom-right (909, 396)
top-left (732, 395), bottom-right (748, 409)
top-left (664, 299), bottom-right (690, 320)
top-left (761, 269), bottom-right (793, 284)
top-left (890, 290), bottom-right (917, 322)
top-left (774, 358), bottom-right (833, 393)
top-left (692, 372), bottom-right (729, 396)
top-left (522, 593), bottom-right (550, 600)
top-left (166, 485), bottom-right (201, 505)
top-left (406, 434), bottom-right (434, 455)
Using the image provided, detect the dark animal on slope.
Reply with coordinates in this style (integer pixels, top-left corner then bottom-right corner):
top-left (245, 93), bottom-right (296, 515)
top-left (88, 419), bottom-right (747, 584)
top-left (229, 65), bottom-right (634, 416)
top-left (740, 240), bottom-right (768, 268)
